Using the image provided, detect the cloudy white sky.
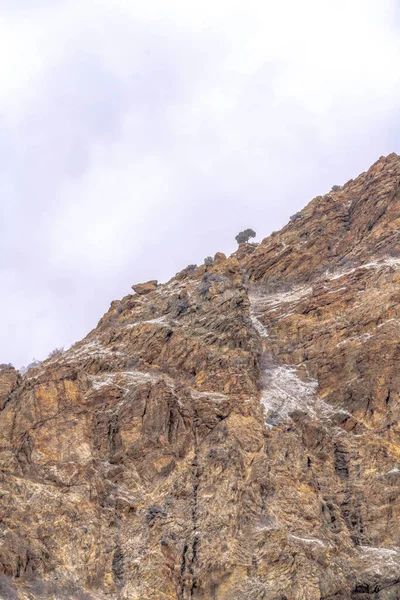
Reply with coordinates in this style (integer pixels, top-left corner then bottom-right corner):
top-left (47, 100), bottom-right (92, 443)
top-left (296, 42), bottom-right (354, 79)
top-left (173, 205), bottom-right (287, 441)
top-left (1, 0), bottom-right (400, 366)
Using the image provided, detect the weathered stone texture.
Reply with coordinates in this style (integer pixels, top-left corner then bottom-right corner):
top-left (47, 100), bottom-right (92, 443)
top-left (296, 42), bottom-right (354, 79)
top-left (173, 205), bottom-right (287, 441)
top-left (2, 154), bottom-right (400, 598)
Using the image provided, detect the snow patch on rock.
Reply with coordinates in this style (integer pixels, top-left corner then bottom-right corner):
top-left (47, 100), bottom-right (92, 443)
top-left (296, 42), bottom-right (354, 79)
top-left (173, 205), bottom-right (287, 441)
top-left (249, 305), bottom-right (269, 338)
top-left (358, 545), bottom-right (400, 576)
top-left (336, 332), bottom-right (374, 348)
top-left (64, 340), bottom-right (120, 361)
top-left (328, 257), bottom-right (400, 281)
top-left (126, 316), bottom-right (169, 329)
top-left (289, 534), bottom-right (326, 547)
top-left (377, 318), bottom-right (400, 329)
top-left (253, 285), bottom-right (312, 311)
top-left (90, 369), bottom-right (160, 392)
top-left (261, 365), bottom-right (320, 427)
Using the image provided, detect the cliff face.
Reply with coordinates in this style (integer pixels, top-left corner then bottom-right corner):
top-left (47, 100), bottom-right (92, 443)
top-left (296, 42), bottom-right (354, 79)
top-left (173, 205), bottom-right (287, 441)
top-left (1, 154), bottom-right (400, 599)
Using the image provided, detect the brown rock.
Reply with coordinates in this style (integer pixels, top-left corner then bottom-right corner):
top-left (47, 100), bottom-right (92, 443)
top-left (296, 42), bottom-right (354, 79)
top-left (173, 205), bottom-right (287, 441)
top-left (213, 252), bottom-right (227, 264)
top-left (0, 364), bottom-right (20, 410)
top-left (2, 154), bottom-right (400, 599)
top-left (132, 279), bottom-right (158, 294)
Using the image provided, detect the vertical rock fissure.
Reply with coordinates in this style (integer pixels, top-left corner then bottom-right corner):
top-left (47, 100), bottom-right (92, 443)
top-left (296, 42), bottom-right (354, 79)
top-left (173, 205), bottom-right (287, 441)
top-left (333, 445), bottom-right (365, 545)
top-left (189, 408), bottom-right (201, 598)
top-left (167, 408), bottom-right (175, 445)
top-left (112, 543), bottom-right (124, 587)
top-left (179, 543), bottom-right (188, 598)
top-left (179, 408), bottom-right (201, 599)
top-left (108, 415), bottom-right (119, 456)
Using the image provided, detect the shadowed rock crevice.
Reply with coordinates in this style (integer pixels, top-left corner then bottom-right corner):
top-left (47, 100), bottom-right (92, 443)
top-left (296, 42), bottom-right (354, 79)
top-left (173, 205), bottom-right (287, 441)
top-left (111, 545), bottom-right (124, 587)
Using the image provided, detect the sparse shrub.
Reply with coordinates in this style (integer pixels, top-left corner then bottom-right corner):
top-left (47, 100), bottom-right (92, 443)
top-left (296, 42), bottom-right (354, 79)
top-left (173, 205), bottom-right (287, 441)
top-left (159, 360), bottom-right (170, 373)
top-left (116, 303), bottom-right (123, 314)
top-left (178, 264), bottom-right (198, 280)
top-left (338, 256), bottom-right (355, 268)
top-left (290, 212), bottom-right (303, 222)
top-left (146, 505), bottom-right (167, 523)
top-left (259, 351), bottom-right (276, 371)
top-left (235, 228), bottom-right (256, 244)
top-left (204, 256), bottom-right (214, 266)
top-left (387, 247), bottom-right (400, 258)
top-left (252, 278), bottom-right (292, 295)
top-left (112, 546), bottom-right (124, 587)
top-left (175, 298), bottom-right (189, 316)
top-left (315, 262), bottom-right (334, 276)
top-left (0, 575), bottom-right (18, 600)
top-left (242, 315), bottom-right (252, 327)
top-left (199, 283), bottom-right (211, 297)
top-left (202, 273), bottom-right (223, 284)
top-left (47, 347), bottom-right (64, 359)
top-left (125, 355), bottom-right (140, 369)
top-left (231, 357), bottom-right (243, 367)
top-left (265, 411), bottom-right (282, 427)
top-left (19, 359), bottom-right (41, 375)
top-left (331, 184), bottom-right (341, 192)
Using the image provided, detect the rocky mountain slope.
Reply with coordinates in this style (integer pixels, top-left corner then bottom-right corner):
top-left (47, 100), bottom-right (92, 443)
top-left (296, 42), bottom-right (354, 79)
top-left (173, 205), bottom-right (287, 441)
top-left (1, 153), bottom-right (400, 599)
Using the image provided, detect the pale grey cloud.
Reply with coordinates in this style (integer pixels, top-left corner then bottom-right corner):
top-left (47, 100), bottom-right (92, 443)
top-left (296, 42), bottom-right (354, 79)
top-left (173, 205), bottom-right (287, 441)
top-left (1, 0), bottom-right (400, 366)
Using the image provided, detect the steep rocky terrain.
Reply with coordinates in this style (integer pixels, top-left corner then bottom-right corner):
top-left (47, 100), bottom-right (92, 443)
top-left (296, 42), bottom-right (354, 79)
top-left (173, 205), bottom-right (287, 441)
top-left (1, 153), bottom-right (400, 599)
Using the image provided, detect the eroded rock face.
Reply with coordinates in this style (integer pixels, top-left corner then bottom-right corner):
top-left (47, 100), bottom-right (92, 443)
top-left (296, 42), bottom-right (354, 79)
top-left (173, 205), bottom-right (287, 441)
top-left (0, 365), bottom-right (20, 410)
top-left (2, 154), bottom-right (400, 599)
top-left (132, 280), bottom-right (159, 295)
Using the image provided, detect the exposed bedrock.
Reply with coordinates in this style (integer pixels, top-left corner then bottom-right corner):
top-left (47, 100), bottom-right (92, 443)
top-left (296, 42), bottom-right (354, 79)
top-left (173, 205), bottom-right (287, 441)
top-left (1, 154), bottom-right (400, 598)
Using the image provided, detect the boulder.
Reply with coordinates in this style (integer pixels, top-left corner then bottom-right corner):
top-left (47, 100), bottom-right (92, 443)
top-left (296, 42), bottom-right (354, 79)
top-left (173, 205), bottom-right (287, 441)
top-left (132, 279), bottom-right (158, 295)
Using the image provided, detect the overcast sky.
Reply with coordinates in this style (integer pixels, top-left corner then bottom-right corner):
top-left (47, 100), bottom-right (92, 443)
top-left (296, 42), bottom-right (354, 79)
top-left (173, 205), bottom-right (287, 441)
top-left (1, 0), bottom-right (400, 367)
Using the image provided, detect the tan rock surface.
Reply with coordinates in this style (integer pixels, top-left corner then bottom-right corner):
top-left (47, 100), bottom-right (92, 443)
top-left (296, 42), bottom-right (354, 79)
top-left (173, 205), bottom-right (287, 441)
top-left (132, 280), bottom-right (159, 295)
top-left (1, 154), bottom-right (400, 598)
top-left (0, 365), bottom-right (20, 410)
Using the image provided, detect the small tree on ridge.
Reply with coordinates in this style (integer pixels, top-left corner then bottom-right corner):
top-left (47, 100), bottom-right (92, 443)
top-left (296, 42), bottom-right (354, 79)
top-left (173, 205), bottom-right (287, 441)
top-left (235, 228), bottom-right (256, 244)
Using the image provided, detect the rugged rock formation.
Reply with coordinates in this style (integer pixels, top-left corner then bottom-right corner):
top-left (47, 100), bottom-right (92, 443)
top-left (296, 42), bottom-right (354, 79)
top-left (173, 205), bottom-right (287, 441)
top-left (1, 153), bottom-right (400, 599)
top-left (0, 365), bottom-right (20, 410)
top-left (19, 359), bottom-right (42, 376)
top-left (132, 280), bottom-right (159, 295)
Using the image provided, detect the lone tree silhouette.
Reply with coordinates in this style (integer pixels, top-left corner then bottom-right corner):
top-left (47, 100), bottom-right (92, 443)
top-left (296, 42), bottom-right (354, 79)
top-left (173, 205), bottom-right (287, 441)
top-left (235, 228), bottom-right (256, 244)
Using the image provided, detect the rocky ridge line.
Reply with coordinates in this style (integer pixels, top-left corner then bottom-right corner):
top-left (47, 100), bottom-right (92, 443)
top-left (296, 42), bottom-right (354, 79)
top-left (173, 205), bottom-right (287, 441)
top-left (0, 153), bottom-right (400, 598)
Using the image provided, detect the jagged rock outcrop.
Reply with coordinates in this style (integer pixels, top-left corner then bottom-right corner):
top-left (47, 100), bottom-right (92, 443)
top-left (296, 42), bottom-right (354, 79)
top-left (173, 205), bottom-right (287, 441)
top-left (19, 359), bottom-right (42, 376)
top-left (1, 154), bottom-right (400, 599)
top-left (132, 280), bottom-right (159, 295)
top-left (0, 365), bottom-right (20, 410)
